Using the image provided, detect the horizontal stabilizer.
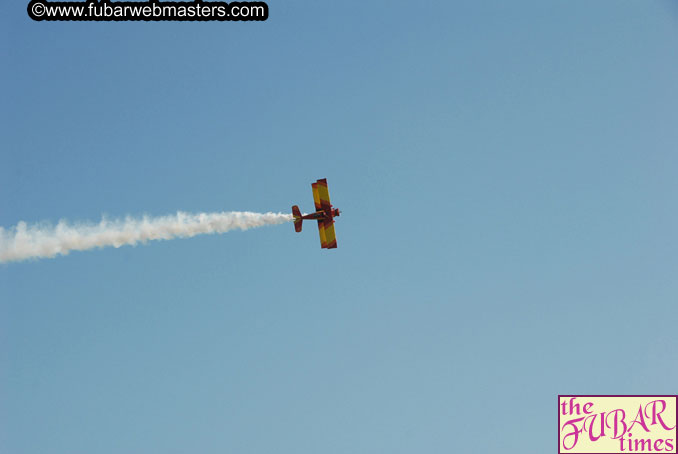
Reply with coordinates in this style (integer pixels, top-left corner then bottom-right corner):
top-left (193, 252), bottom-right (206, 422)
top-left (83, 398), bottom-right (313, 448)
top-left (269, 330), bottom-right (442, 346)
top-left (292, 205), bottom-right (302, 232)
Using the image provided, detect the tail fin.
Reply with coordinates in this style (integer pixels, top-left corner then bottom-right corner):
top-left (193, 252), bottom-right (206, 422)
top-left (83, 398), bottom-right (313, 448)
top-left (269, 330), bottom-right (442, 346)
top-left (292, 205), bottom-right (302, 232)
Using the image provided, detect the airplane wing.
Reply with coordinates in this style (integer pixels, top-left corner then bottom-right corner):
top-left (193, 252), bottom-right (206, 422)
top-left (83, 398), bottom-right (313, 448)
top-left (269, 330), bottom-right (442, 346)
top-left (315, 178), bottom-right (333, 211)
top-left (322, 219), bottom-right (337, 248)
top-left (311, 182), bottom-right (322, 211)
top-left (316, 219), bottom-right (327, 247)
top-left (317, 219), bottom-right (337, 249)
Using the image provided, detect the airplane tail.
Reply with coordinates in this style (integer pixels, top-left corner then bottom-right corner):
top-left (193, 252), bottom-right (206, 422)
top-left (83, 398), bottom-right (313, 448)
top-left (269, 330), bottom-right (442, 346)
top-left (292, 205), bottom-right (302, 232)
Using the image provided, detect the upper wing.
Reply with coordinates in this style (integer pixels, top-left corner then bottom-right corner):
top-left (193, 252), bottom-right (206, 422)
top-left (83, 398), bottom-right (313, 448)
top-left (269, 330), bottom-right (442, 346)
top-left (315, 178), bottom-right (332, 211)
top-left (311, 182), bottom-right (322, 211)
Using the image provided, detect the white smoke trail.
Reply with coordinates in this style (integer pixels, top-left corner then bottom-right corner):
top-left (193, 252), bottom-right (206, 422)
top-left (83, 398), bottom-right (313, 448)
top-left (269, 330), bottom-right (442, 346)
top-left (0, 211), bottom-right (293, 264)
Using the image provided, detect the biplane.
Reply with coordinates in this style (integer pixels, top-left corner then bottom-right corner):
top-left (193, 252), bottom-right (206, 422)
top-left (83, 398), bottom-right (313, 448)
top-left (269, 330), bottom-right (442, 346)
top-left (292, 178), bottom-right (340, 249)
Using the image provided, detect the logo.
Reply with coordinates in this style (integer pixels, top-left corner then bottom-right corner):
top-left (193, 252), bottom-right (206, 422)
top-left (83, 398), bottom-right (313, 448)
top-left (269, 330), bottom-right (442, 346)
top-left (559, 395), bottom-right (677, 453)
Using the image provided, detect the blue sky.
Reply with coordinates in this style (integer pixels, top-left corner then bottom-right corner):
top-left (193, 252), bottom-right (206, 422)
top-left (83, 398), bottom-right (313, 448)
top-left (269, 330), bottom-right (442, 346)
top-left (2, 1), bottom-right (678, 452)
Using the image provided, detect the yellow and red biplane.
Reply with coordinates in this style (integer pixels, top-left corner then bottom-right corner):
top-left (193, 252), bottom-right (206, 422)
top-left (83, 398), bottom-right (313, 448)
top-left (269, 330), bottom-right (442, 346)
top-left (292, 178), bottom-right (340, 249)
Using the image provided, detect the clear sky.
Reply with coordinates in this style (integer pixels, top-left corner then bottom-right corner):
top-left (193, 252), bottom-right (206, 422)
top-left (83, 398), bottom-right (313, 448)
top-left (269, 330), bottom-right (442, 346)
top-left (2, 1), bottom-right (678, 452)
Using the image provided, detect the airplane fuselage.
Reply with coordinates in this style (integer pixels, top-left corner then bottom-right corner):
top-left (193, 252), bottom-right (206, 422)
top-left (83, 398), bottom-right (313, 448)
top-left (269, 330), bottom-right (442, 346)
top-left (299, 208), bottom-right (340, 221)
